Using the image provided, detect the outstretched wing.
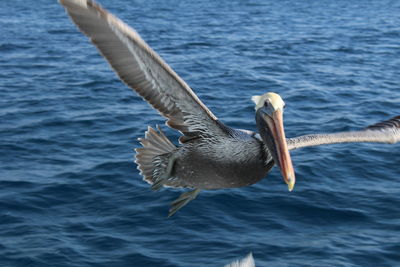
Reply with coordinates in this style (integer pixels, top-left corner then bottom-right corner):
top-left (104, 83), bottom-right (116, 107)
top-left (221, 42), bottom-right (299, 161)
top-left (287, 116), bottom-right (400, 150)
top-left (60, 0), bottom-right (226, 139)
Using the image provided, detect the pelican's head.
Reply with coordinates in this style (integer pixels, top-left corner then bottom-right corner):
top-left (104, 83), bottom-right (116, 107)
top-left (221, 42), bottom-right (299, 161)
top-left (252, 92), bottom-right (295, 191)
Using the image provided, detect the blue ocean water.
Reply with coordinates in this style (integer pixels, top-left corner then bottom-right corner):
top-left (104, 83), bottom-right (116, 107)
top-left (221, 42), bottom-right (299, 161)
top-left (1, 0), bottom-right (399, 266)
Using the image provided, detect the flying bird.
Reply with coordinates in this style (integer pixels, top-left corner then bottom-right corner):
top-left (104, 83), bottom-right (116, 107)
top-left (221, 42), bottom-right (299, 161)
top-left (60, 0), bottom-right (400, 216)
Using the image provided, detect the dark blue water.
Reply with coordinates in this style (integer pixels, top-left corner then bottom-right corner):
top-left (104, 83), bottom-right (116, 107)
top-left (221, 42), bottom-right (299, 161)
top-left (1, 0), bottom-right (399, 266)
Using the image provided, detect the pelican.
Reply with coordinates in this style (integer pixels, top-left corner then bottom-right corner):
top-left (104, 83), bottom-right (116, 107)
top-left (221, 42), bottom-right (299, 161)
top-left (60, 0), bottom-right (400, 216)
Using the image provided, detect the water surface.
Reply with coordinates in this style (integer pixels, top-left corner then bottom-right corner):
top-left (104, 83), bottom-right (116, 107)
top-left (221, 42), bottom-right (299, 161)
top-left (0, 0), bottom-right (399, 266)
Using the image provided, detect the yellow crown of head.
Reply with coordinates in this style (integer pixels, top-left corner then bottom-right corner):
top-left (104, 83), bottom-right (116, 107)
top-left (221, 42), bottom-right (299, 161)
top-left (251, 92), bottom-right (285, 111)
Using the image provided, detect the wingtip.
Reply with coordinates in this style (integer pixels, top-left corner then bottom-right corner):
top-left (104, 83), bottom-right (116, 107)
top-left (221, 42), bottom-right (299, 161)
top-left (59, 0), bottom-right (88, 7)
top-left (225, 253), bottom-right (255, 267)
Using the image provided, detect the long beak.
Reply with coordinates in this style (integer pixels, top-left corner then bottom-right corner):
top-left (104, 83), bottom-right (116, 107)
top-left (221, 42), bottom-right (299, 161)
top-left (260, 109), bottom-right (296, 191)
top-left (271, 109), bottom-right (295, 191)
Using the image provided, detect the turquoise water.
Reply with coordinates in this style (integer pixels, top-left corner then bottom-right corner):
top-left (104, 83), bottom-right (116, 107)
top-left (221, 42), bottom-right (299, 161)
top-left (0, 0), bottom-right (399, 266)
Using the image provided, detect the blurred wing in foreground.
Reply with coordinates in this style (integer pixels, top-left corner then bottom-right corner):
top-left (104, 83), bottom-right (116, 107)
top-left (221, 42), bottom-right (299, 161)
top-left (225, 253), bottom-right (255, 267)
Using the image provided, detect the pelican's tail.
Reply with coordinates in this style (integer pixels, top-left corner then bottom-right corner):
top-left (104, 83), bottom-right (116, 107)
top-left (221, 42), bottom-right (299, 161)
top-left (135, 126), bottom-right (176, 185)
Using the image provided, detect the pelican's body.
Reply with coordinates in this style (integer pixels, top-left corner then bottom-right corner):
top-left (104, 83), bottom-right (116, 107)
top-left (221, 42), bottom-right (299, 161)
top-left (154, 128), bottom-right (273, 190)
top-left (60, 0), bottom-right (399, 216)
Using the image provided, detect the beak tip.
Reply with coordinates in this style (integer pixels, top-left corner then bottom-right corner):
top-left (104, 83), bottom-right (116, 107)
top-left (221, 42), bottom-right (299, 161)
top-left (288, 183), bottom-right (294, 192)
top-left (287, 178), bottom-right (295, 192)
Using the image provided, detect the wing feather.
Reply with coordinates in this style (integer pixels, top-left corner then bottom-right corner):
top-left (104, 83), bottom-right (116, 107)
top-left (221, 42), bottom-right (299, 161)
top-left (287, 116), bottom-right (400, 150)
top-left (60, 0), bottom-right (225, 138)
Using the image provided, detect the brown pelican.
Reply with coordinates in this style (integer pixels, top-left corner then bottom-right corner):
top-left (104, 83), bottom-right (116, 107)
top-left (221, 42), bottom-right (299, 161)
top-left (60, 0), bottom-right (400, 216)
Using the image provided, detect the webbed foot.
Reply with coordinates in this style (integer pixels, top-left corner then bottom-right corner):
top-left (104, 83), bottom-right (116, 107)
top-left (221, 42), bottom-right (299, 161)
top-left (168, 188), bottom-right (201, 217)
